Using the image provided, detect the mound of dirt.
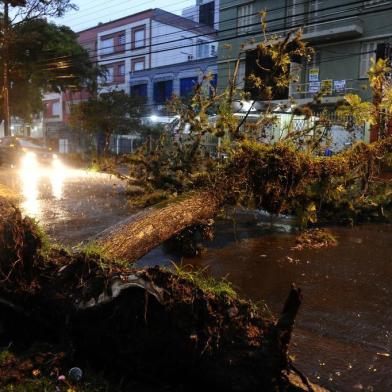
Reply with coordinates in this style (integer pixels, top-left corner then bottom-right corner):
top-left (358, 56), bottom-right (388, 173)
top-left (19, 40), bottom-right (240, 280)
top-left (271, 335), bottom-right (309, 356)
top-left (0, 200), bottom-right (324, 391)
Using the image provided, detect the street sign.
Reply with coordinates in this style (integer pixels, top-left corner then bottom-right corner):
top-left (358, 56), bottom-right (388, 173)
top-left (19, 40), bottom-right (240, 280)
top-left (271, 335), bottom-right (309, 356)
top-left (321, 79), bottom-right (333, 95)
top-left (333, 80), bottom-right (346, 93)
top-left (308, 82), bottom-right (321, 93)
top-left (309, 68), bottom-right (319, 82)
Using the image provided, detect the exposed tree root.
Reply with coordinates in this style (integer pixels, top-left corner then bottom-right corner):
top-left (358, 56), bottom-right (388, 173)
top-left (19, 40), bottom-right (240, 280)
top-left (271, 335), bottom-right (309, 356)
top-left (0, 198), bottom-right (326, 391)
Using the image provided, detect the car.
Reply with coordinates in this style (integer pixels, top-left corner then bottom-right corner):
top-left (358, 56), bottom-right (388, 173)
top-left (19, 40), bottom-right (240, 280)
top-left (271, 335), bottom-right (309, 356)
top-left (0, 136), bottom-right (59, 167)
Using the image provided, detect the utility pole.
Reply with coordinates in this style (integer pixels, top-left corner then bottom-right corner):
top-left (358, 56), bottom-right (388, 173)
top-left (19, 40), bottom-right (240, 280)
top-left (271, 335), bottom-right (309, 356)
top-left (2, 0), bottom-right (10, 137)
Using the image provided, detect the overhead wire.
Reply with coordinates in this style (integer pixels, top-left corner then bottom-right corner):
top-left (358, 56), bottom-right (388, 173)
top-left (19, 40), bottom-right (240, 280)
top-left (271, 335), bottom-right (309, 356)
top-left (77, 2), bottom-right (392, 66)
top-left (38, 0), bottom-right (370, 69)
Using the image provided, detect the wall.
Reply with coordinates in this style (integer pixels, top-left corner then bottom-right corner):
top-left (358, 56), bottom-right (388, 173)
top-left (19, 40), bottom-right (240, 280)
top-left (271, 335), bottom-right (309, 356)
top-left (129, 57), bottom-right (217, 110)
top-left (97, 17), bottom-right (152, 94)
top-left (218, 0), bottom-right (392, 103)
top-left (150, 20), bottom-right (216, 68)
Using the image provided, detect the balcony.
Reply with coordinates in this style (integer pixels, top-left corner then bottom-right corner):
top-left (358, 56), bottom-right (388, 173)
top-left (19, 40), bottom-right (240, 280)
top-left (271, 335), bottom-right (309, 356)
top-left (290, 79), bottom-right (369, 103)
top-left (302, 16), bottom-right (364, 43)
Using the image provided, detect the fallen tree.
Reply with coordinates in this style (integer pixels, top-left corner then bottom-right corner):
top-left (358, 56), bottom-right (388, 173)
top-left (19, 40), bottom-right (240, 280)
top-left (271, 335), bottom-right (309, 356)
top-left (95, 190), bottom-right (221, 263)
top-left (96, 137), bottom-right (392, 263)
top-left (0, 198), bottom-right (324, 391)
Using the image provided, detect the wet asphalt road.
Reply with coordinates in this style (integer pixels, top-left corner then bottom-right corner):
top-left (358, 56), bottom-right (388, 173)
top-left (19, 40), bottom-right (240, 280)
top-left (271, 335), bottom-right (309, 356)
top-left (0, 164), bottom-right (130, 245)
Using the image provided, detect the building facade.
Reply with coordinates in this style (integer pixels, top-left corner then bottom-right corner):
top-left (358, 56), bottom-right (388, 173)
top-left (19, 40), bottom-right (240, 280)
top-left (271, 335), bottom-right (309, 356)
top-left (182, 0), bottom-right (220, 29)
top-left (41, 7), bottom-right (218, 150)
top-left (218, 0), bottom-right (392, 105)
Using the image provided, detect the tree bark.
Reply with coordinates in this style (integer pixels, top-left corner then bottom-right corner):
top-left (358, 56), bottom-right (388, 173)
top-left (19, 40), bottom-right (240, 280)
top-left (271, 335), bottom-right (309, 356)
top-left (95, 190), bottom-right (221, 262)
top-left (0, 198), bottom-right (326, 391)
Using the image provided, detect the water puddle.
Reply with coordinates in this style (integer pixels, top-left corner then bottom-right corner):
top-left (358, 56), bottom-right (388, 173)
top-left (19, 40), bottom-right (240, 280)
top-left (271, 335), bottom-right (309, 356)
top-left (138, 216), bottom-right (392, 391)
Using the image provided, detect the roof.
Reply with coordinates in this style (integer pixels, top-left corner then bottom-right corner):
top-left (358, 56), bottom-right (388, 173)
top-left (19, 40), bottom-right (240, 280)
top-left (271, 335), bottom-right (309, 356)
top-left (77, 9), bottom-right (154, 35)
top-left (152, 9), bottom-right (217, 38)
top-left (77, 8), bottom-right (217, 38)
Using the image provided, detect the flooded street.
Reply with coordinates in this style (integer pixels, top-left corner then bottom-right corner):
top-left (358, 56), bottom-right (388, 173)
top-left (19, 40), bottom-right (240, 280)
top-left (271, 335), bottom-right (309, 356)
top-left (0, 165), bottom-right (129, 244)
top-left (2, 165), bottom-right (391, 391)
top-left (140, 218), bottom-right (392, 392)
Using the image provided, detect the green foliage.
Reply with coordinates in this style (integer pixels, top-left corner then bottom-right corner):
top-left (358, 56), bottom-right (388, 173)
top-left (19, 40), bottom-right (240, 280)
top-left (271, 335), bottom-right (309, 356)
top-left (338, 58), bottom-right (392, 139)
top-left (8, 0), bottom-right (77, 19)
top-left (228, 138), bottom-right (392, 224)
top-left (120, 130), bottom-right (218, 201)
top-left (1, 17), bottom-right (97, 122)
top-left (81, 242), bottom-right (109, 262)
top-left (80, 241), bottom-right (129, 268)
top-left (70, 91), bottom-right (146, 154)
top-left (110, 15), bottom-right (392, 227)
top-left (29, 218), bottom-right (51, 255)
top-left (172, 263), bottom-right (237, 298)
top-left (0, 350), bottom-right (12, 365)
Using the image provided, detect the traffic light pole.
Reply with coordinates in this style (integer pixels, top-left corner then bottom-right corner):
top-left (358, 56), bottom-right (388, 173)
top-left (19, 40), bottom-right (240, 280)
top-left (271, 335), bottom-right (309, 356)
top-left (2, 0), bottom-right (10, 137)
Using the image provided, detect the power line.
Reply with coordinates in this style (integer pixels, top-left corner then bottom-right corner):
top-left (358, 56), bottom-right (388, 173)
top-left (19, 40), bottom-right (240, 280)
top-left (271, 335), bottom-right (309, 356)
top-left (44, 0), bottom-right (367, 68)
top-left (67, 0), bottom-right (195, 29)
top-left (81, 1), bottom-right (387, 66)
top-left (76, 0), bottom-right (362, 55)
top-left (33, 1), bottom-right (392, 84)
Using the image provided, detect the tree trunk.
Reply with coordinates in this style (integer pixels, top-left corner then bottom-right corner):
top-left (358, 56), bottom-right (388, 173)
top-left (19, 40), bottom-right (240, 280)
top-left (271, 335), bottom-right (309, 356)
top-left (0, 197), bottom-right (326, 391)
top-left (95, 190), bottom-right (221, 263)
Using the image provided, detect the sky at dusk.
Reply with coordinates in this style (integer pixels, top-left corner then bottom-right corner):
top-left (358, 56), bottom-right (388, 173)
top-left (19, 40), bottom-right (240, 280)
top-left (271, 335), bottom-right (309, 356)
top-left (57, 0), bottom-right (196, 32)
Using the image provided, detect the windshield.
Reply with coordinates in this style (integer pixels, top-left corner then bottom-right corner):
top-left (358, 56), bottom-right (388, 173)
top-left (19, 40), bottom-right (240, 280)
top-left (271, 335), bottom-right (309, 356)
top-left (17, 139), bottom-right (45, 149)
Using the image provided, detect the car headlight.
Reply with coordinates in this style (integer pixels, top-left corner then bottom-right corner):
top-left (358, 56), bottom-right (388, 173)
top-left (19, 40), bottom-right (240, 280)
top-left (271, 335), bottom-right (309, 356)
top-left (52, 156), bottom-right (63, 170)
top-left (21, 151), bottom-right (37, 168)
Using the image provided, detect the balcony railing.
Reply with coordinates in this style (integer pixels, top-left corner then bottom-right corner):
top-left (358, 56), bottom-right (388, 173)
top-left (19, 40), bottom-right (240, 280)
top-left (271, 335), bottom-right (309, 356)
top-left (302, 16), bottom-right (364, 43)
top-left (290, 79), bottom-right (368, 101)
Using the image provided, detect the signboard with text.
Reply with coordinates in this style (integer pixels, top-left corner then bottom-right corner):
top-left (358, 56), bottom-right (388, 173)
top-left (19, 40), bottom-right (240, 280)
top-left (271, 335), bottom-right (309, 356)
top-left (308, 82), bottom-right (321, 93)
top-left (308, 68), bottom-right (319, 82)
top-left (321, 79), bottom-right (333, 95)
top-left (333, 80), bottom-right (346, 93)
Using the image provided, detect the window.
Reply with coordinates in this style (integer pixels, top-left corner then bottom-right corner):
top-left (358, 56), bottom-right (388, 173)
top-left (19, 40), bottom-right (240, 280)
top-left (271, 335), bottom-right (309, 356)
top-left (132, 26), bottom-right (146, 49)
top-left (118, 64), bottom-right (125, 76)
top-left (197, 40), bottom-right (210, 58)
top-left (153, 80), bottom-right (173, 104)
top-left (131, 83), bottom-right (148, 97)
top-left (105, 66), bottom-right (114, 83)
top-left (288, 0), bottom-right (318, 28)
top-left (199, 1), bottom-right (215, 27)
top-left (132, 57), bottom-right (145, 72)
top-left (180, 77), bottom-right (198, 97)
top-left (52, 101), bottom-right (61, 116)
top-left (359, 41), bottom-right (378, 78)
top-left (237, 3), bottom-right (257, 34)
top-left (19, 139), bottom-right (45, 148)
top-left (100, 38), bottom-right (114, 55)
top-left (118, 33), bottom-right (126, 45)
top-left (59, 139), bottom-right (69, 154)
top-left (210, 45), bottom-right (216, 56)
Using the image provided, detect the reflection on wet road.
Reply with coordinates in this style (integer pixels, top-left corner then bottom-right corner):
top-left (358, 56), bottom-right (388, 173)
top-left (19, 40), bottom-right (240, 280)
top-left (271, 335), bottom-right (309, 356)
top-left (19, 160), bottom-right (66, 218)
top-left (136, 215), bottom-right (392, 392)
top-left (0, 164), bottom-right (129, 244)
top-left (1, 162), bottom-right (390, 391)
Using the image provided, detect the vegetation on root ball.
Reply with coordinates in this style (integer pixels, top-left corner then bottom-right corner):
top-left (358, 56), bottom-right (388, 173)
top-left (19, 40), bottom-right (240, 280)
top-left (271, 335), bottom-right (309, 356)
top-left (172, 262), bottom-right (237, 298)
top-left (80, 241), bottom-right (128, 269)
